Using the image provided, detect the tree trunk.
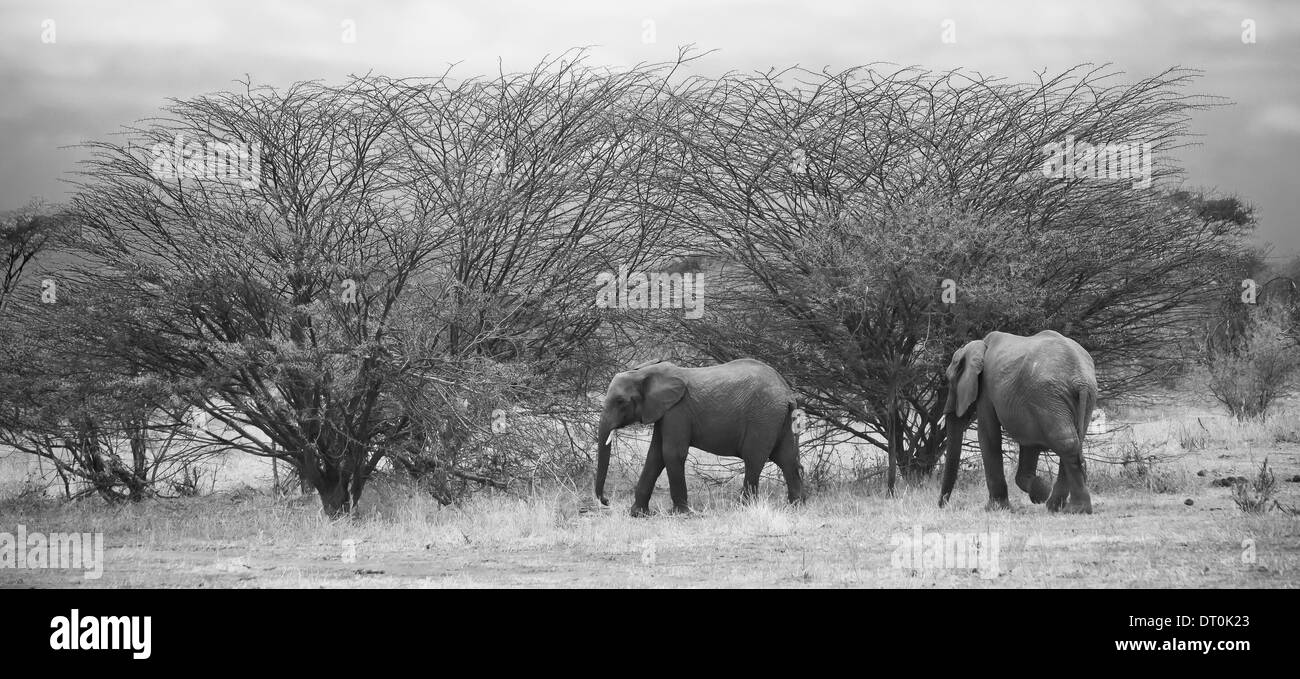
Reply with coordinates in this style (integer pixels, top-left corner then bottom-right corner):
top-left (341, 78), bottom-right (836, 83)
top-left (127, 415), bottom-right (150, 502)
top-left (317, 480), bottom-right (351, 517)
top-left (303, 443), bottom-right (374, 517)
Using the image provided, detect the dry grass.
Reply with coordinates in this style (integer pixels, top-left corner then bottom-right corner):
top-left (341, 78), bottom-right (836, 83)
top-left (2, 402), bottom-right (1299, 588)
top-left (2, 466), bottom-right (1297, 588)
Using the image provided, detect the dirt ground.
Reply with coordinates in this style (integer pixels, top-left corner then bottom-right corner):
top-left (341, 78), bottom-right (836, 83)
top-left (2, 451), bottom-right (1298, 588)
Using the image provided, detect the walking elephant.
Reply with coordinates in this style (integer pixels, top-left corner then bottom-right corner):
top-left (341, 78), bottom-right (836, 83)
top-left (938, 330), bottom-right (1098, 514)
top-left (595, 358), bottom-right (804, 516)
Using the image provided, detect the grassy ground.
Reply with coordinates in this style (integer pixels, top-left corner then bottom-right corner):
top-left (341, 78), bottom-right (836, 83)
top-left (2, 403), bottom-right (1299, 588)
top-left (2, 465), bottom-right (1297, 588)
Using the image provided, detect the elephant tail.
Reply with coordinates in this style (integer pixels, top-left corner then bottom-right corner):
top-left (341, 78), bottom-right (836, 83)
top-left (1074, 387), bottom-right (1094, 441)
top-left (777, 400), bottom-right (797, 446)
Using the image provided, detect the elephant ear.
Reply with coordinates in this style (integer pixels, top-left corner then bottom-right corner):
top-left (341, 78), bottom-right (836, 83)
top-left (638, 366), bottom-right (686, 424)
top-left (947, 340), bottom-right (986, 418)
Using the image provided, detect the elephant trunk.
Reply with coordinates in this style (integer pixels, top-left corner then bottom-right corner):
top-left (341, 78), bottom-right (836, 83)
top-left (595, 416), bottom-right (613, 506)
top-left (939, 413), bottom-right (965, 507)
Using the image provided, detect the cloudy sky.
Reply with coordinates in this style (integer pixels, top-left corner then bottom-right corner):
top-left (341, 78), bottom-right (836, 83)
top-left (2, 0), bottom-right (1297, 255)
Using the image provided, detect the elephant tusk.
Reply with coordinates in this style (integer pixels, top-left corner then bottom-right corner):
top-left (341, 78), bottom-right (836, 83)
top-left (605, 431), bottom-right (614, 446)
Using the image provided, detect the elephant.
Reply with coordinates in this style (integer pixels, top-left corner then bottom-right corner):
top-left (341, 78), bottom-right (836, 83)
top-left (594, 358), bottom-right (804, 516)
top-left (938, 330), bottom-right (1098, 514)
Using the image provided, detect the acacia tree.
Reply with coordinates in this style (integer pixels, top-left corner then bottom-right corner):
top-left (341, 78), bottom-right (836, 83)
top-left (61, 52), bottom-right (695, 515)
top-left (0, 212), bottom-right (217, 502)
top-left (648, 64), bottom-right (1251, 488)
top-left (0, 202), bottom-right (63, 317)
top-left (343, 52), bottom-right (704, 501)
top-left (374, 49), bottom-right (699, 452)
top-left (0, 331), bottom-right (212, 502)
top-left (64, 79), bottom-right (422, 515)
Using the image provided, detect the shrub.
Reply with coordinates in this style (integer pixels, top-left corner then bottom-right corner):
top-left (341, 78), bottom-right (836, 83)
top-left (1089, 440), bottom-right (1188, 495)
top-left (1117, 444), bottom-right (1187, 494)
top-left (1206, 301), bottom-right (1299, 421)
top-left (1172, 418), bottom-right (1209, 451)
top-left (1231, 457), bottom-right (1278, 514)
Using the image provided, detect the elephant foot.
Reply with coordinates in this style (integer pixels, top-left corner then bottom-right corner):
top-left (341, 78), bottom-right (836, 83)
top-left (984, 498), bottom-right (1012, 512)
top-left (938, 493), bottom-right (952, 508)
top-left (787, 492), bottom-right (806, 505)
top-left (1062, 500), bottom-right (1093, 515)
top-left (1029, 477), bottom-right (1051, 504)
top-left (670, 503), bottom-right (693, 515)
top-left (1046, 493), bottom-right (1067, 512)
top-left (630, 504), bottom-right (652, 518)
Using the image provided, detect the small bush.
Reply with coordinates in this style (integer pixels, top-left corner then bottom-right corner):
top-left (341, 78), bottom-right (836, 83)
top-left (1172, 419), bottom-right (1209, 451)
top-left (1205, 300), bottom-right (1299, 421)
top-left (170, 463), bottom-right (208, 498)
top-left (1270, 415), bottom-right (1300, 444)
top-left (1093, 442), bottom-right (1189, 494)
top-left (1231, 457), bottom-right (1278, 514)
top-left (0, 478), bottom-right (57, 513)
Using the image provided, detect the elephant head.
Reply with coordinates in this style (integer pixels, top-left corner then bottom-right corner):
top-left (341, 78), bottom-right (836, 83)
top-left (944, 339), bottom-right (986, 419)
top-left (594, 363), bottom-right (686, 506)
top-left (941, 339), bottom-right (986, 507)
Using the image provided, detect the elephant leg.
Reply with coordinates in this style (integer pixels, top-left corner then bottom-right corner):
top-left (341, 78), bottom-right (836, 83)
top-left (978, 414), bottom-right (1010, 511)
top-left (631, 424), bottom-right (665, 517)
top-left (1046, 460), bottom-right (1069, 512)
top-left (741, 456), bottom-right (764, 503)
top-left (661, 427), bottom-right (692, 514)
top-left (1060, 441), bottom-right (1092, 514)
top-left (1015, 445), bottom-right (1051, 504)
top-left (771, 428), bottom-right (804, 504)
